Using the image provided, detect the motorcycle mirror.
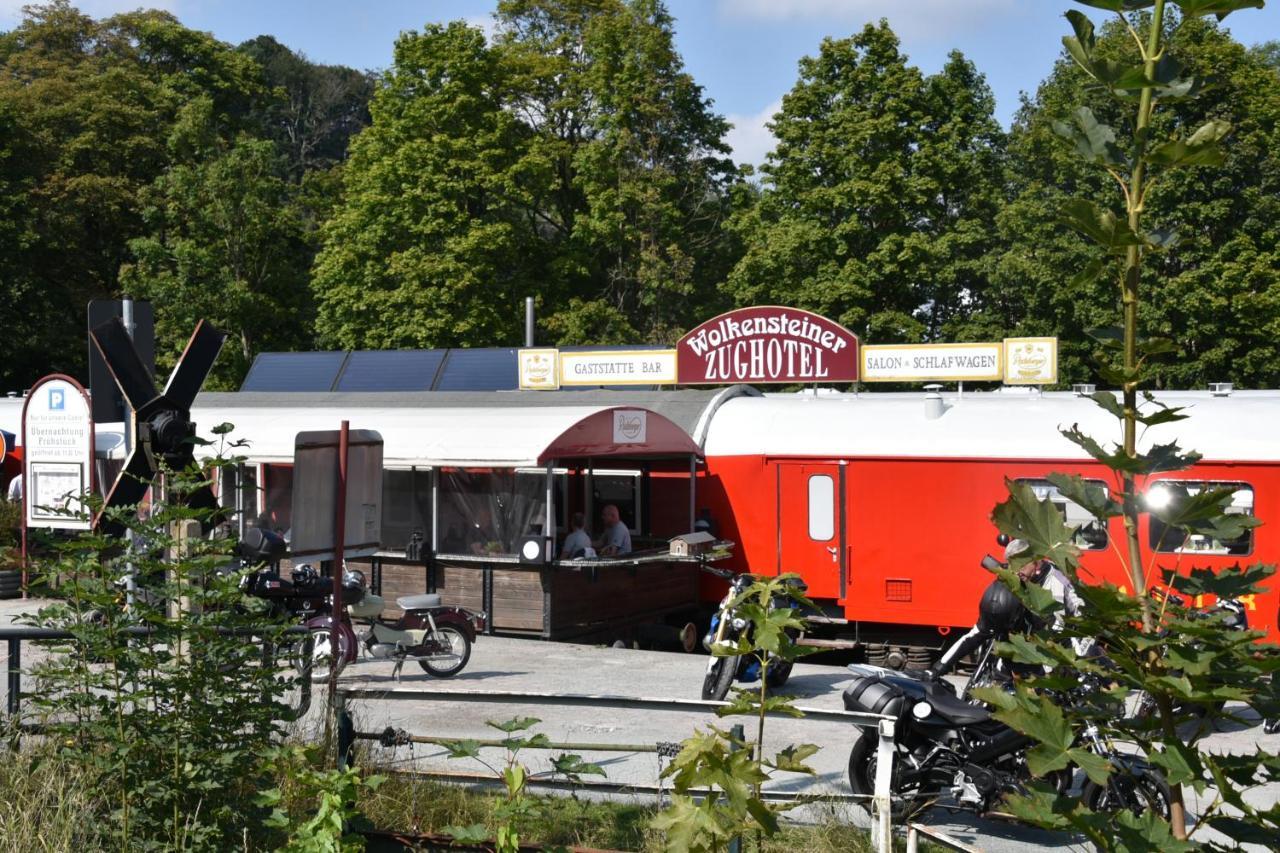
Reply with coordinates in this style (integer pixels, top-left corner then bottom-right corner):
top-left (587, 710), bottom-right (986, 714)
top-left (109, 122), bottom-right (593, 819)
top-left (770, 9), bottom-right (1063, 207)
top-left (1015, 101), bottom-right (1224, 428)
top-left (995, 533), bottom-right (1010, 547)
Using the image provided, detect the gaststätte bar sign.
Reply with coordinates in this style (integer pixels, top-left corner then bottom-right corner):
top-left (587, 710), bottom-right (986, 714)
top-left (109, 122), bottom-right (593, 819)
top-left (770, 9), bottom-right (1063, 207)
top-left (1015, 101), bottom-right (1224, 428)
top-left (675, 307), bottom-right (860, 385)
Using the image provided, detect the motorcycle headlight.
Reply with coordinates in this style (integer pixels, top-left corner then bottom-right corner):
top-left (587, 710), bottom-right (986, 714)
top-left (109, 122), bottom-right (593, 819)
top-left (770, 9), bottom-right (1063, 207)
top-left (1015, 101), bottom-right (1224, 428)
top-left (731, 617), bottom-right (747, 630)
top-left (912, 701), bottom-right (932, 720)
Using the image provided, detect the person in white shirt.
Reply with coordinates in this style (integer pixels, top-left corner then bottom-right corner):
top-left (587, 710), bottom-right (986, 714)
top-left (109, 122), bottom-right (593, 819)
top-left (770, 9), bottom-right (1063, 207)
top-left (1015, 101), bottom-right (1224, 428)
top-left (5, 475), bottom-right (21, 503)
top-left (596, 504), bottom-right (632, 556)
top-left (560, 512), bottom-right (592, 559)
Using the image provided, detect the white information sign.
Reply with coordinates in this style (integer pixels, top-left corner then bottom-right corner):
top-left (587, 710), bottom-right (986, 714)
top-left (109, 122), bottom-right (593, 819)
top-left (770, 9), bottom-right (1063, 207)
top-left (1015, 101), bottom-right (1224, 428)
top-left (1003, 337), bottom-right (1058, 385)
top-left (861, 343), bottom-right (1003, 383)
top-left (561, 350), bottom-right (676, 386)
top-left (612, 410), bottom-right (648, 444)
top-left (22, 376), bottom-right (93, 529)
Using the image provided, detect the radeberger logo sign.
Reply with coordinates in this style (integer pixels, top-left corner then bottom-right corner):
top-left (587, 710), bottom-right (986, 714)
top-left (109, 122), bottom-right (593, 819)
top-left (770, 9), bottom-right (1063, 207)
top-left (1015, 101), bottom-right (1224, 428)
top-left (675, 307), bottom-right (860, 385)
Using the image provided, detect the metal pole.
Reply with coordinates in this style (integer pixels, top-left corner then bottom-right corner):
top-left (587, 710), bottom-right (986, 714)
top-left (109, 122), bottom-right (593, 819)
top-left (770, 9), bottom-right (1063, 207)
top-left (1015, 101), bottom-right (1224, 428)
top-left (235, 462), bottom-right (246, 540)
top-left (329, 421), bottom-right (350, 702)
top-left (544, 461), bottom-right (554, 560)
top-left (524, 297), bottom-right (535, 348)
top-left (872, 718), bottom-right (896, 853)
top-left (6, 638), bottom-right (19, 717)
top-left (688, 456), bottom-right (696, 533)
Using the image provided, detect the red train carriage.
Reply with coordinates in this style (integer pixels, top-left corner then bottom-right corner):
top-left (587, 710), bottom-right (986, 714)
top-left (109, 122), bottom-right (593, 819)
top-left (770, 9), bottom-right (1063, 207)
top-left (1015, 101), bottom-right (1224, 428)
top-left (697, 387), bottom-right (1280, 662)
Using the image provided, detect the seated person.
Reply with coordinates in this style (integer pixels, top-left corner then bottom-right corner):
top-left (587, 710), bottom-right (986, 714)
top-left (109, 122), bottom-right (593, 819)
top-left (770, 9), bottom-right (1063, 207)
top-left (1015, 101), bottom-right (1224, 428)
top-left (560, 512), bottom-right (592, 559)
top-left (595, 504), bottom-right (632, 556)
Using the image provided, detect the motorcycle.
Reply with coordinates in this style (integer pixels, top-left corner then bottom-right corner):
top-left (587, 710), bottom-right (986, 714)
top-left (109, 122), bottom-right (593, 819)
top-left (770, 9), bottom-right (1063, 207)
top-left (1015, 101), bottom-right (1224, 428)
top-left (244, 559), bottom-right (485, 682)
top-left (843, 663), bottom-right (1172, 821)
top-left (700, 568), bottom-right (806, 701)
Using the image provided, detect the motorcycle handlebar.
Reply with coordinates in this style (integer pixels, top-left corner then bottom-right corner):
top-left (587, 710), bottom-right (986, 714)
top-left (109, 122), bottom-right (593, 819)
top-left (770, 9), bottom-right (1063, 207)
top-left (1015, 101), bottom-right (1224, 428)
top-left (980, 555), bottom-right (1005, 572)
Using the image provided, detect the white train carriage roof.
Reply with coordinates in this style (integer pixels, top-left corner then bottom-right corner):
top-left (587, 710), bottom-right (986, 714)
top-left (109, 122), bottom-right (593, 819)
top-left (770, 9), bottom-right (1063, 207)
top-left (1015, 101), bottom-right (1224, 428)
top-left (702, 388), bottom-right (1280, 463)
top-left (192, 390), bottom-right (714, 467)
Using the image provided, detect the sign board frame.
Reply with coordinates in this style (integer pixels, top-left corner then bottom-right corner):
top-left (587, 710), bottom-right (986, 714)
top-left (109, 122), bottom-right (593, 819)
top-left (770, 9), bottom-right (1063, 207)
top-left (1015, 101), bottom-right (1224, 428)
top-left (289, 428), bottom-right (383, 561)
top-left (675, 306), bottom-right (860, 385)
top-left (860, 342), bottom-right (1003, 383)
top-left (21, 375), bottom-right (95, 530)
top-left (1002, 337), bottom-right (1059, 385)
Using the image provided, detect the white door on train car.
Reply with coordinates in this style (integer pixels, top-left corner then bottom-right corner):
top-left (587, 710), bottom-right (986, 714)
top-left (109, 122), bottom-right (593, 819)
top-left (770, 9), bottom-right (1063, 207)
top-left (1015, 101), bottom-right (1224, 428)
top-left (777, 462), bottom-right (845, 601)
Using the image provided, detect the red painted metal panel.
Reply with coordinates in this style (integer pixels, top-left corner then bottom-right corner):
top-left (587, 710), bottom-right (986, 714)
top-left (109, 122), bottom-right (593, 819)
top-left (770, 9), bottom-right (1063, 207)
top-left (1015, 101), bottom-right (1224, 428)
top-left (699, 453), bottom-right (1280, 643)
top-left (778, 462), bottom-right (842, 600)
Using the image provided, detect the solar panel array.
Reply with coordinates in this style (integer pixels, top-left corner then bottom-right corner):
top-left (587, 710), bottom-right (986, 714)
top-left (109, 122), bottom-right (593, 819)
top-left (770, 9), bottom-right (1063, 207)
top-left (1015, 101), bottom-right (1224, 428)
top-left (240, 347), bottom-right (667, 393)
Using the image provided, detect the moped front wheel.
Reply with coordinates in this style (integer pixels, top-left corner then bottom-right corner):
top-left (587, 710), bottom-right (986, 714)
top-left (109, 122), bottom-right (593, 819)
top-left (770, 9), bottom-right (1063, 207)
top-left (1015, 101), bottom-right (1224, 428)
top-left (1082, 765), bottom-right (1172, 821)
top-left (702, 654), bottom-right (738, 701)
top-left (419, 626), bottom-right (471, 677)
top-left (300, 625), bottom-right (351, 683)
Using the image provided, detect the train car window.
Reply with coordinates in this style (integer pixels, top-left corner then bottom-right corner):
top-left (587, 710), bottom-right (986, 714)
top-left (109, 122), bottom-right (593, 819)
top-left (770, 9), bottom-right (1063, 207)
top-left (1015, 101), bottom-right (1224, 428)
top-left (808, 474), bottom-right (834, 541)
top-left (1147, 481), bottom-right (1254, 555)
top-left (1015, 478), bottom-right (1109, 550)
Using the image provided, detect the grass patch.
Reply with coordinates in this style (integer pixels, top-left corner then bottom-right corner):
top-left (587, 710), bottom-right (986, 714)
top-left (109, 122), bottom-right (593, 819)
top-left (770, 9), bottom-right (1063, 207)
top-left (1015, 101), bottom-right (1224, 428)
top-left (362, 774), bottom-right (899, 852)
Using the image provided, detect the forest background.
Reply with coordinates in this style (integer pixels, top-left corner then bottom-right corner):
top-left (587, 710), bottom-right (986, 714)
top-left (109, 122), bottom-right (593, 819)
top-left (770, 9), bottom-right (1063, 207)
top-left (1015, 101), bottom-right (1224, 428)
top-left (2, 0), bottom-right (1279, 391)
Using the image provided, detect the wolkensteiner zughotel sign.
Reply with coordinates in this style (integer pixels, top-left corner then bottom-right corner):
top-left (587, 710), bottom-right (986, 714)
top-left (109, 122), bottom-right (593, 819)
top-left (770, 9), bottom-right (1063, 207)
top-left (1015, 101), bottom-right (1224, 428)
top-left (675, 307), bottom-right (860, 385)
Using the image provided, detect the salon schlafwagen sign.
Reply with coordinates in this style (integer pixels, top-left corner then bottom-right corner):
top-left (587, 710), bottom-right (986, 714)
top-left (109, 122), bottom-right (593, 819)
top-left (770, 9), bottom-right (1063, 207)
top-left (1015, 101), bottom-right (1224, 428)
top-left (675, 307), bottom-right (860, 384)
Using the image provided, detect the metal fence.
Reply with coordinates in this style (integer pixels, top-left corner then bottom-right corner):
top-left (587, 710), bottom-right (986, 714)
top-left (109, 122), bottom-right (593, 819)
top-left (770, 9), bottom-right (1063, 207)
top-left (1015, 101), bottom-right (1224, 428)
top-left (335, 684), bottom-right (901, 853)
top-left (1, 624), bottom-right (316, 734)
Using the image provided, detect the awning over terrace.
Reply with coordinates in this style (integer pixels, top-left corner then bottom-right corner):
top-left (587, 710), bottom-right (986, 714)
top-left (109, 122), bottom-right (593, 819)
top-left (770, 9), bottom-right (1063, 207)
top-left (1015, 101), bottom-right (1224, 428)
top-left (191, 399), bottom-right (701, 468)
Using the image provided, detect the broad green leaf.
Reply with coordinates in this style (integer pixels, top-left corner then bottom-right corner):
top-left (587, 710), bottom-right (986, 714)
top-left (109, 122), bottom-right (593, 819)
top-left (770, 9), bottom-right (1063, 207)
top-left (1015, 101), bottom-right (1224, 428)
top-left (1058, 198), bottom-right (1142, 253)
top-left (1088, 389), bottom-right (1125, 420)
top-left (716, 690), bottom-right (805, 719)
top-left (1052, 106), bottom-right (1128, 167)
top-left (766, 743), bottom-right (820, 774)
top-left (502, 764), bottom-right (527, 796)
top-left (650, 796), bottom-right (730, 853)
top-left (502, 732), bottom-right (552, 751)
top-left (488, 716), bottom-right (540, 733)
top-left (440, 739), bottom-right (482, 760)
top-left (746, 797), bottom-right (781, 835)
top-left (1148, 741), bottom-right (1204, 787)
top-left (1062, 11), bottom-right (1097, 72)
top-left (1071, 1), bottom-right (1156, 10)
top-left (1070, 256), bottom-right (1108, 289)
top-left (1148, 120), bottom-right (1231, 168)
top-left (1060, 426), bottom-right (1201, 475)
top-left (551, 753), bottom-right (606, 779)
top-left (1065, 747), bottom-right (1112, 786)
top-left (443, 824), bottom-right (490, 844)
top-left (991, 479), bottom-right (1083, 571)
top-left (1046, 473), bottom-right (1122, 519)
top-left (1175, 0), bottom-right (1265, 19)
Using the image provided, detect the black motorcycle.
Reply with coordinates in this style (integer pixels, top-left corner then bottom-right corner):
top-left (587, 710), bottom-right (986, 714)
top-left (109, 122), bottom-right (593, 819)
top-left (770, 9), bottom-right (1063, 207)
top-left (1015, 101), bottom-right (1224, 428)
top-left (843, 663), bottom-right (1172, 820)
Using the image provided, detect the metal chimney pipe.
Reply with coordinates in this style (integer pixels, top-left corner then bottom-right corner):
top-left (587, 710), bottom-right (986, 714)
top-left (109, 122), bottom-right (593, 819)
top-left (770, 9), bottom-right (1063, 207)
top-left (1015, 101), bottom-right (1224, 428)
top-left (923, 384), bottom-right (945, 420)
top-left (524, 297), bottom-right (535, 348)
top-left (122, 296), bottom-right (135, 340)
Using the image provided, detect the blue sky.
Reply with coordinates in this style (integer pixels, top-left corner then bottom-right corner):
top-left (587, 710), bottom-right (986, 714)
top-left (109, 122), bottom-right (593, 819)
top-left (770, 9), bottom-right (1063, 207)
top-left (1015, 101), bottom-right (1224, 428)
top-left (4, 1), bottom-right (1279, 165)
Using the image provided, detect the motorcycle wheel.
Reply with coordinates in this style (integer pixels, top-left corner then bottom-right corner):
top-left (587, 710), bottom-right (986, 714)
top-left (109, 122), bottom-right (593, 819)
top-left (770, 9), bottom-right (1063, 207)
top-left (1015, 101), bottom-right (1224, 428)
top-left (1082, 768), bottom-right (1173, 821)
top-left (301, 625), bottom-right (350, 683)
top-left (419, 626), bottom-right (471, 677)
top-left (702, 654), bottom-right (738, 701)
top-left (846, 734), bottom-right (924, 820)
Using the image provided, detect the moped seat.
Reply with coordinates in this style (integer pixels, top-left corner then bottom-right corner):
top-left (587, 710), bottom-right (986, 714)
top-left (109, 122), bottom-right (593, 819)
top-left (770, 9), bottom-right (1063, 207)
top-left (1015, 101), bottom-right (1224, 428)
top-left (397, 593), bottom-right (442, 610)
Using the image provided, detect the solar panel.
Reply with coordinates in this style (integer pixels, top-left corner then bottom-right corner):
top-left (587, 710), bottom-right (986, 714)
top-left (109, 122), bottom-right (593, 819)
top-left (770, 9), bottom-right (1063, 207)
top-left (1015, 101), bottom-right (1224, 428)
top-left (433, 348), bottom-right (519, 391)
top-left (240, 352), bottom-right (347, 392)
top-left (335, 350), bottom-right (445, 392)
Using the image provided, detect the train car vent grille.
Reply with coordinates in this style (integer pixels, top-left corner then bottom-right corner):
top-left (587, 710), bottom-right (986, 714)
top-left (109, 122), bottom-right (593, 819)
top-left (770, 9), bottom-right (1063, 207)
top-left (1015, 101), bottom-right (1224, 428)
top-left (885, 579), bottom-right (912, 602)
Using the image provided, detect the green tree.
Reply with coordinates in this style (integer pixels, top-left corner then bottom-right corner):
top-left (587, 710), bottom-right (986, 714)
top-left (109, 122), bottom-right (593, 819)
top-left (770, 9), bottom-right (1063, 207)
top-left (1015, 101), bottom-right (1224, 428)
top-left (726, 22), bottom-right (1006, 344)
top-left (979, 13), bottom-right (1280, 387)
top-left (121, 127), bottom-right (313, 388)
top-left (501, 0), bottom-right (738, 343)
top-left (311, 22), bottom-right (541, 349)
top-left (313, 0), bottom-right (739, 350)
top-left (0, 1), bottom-right (266, 389)
top-left (237, 35), bottom-right (374, 180)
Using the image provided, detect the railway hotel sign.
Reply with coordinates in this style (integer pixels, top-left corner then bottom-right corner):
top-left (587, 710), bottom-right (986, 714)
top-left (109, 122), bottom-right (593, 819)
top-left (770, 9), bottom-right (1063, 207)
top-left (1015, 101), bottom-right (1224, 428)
top-left (675, 307), bottom-right (860, 384)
